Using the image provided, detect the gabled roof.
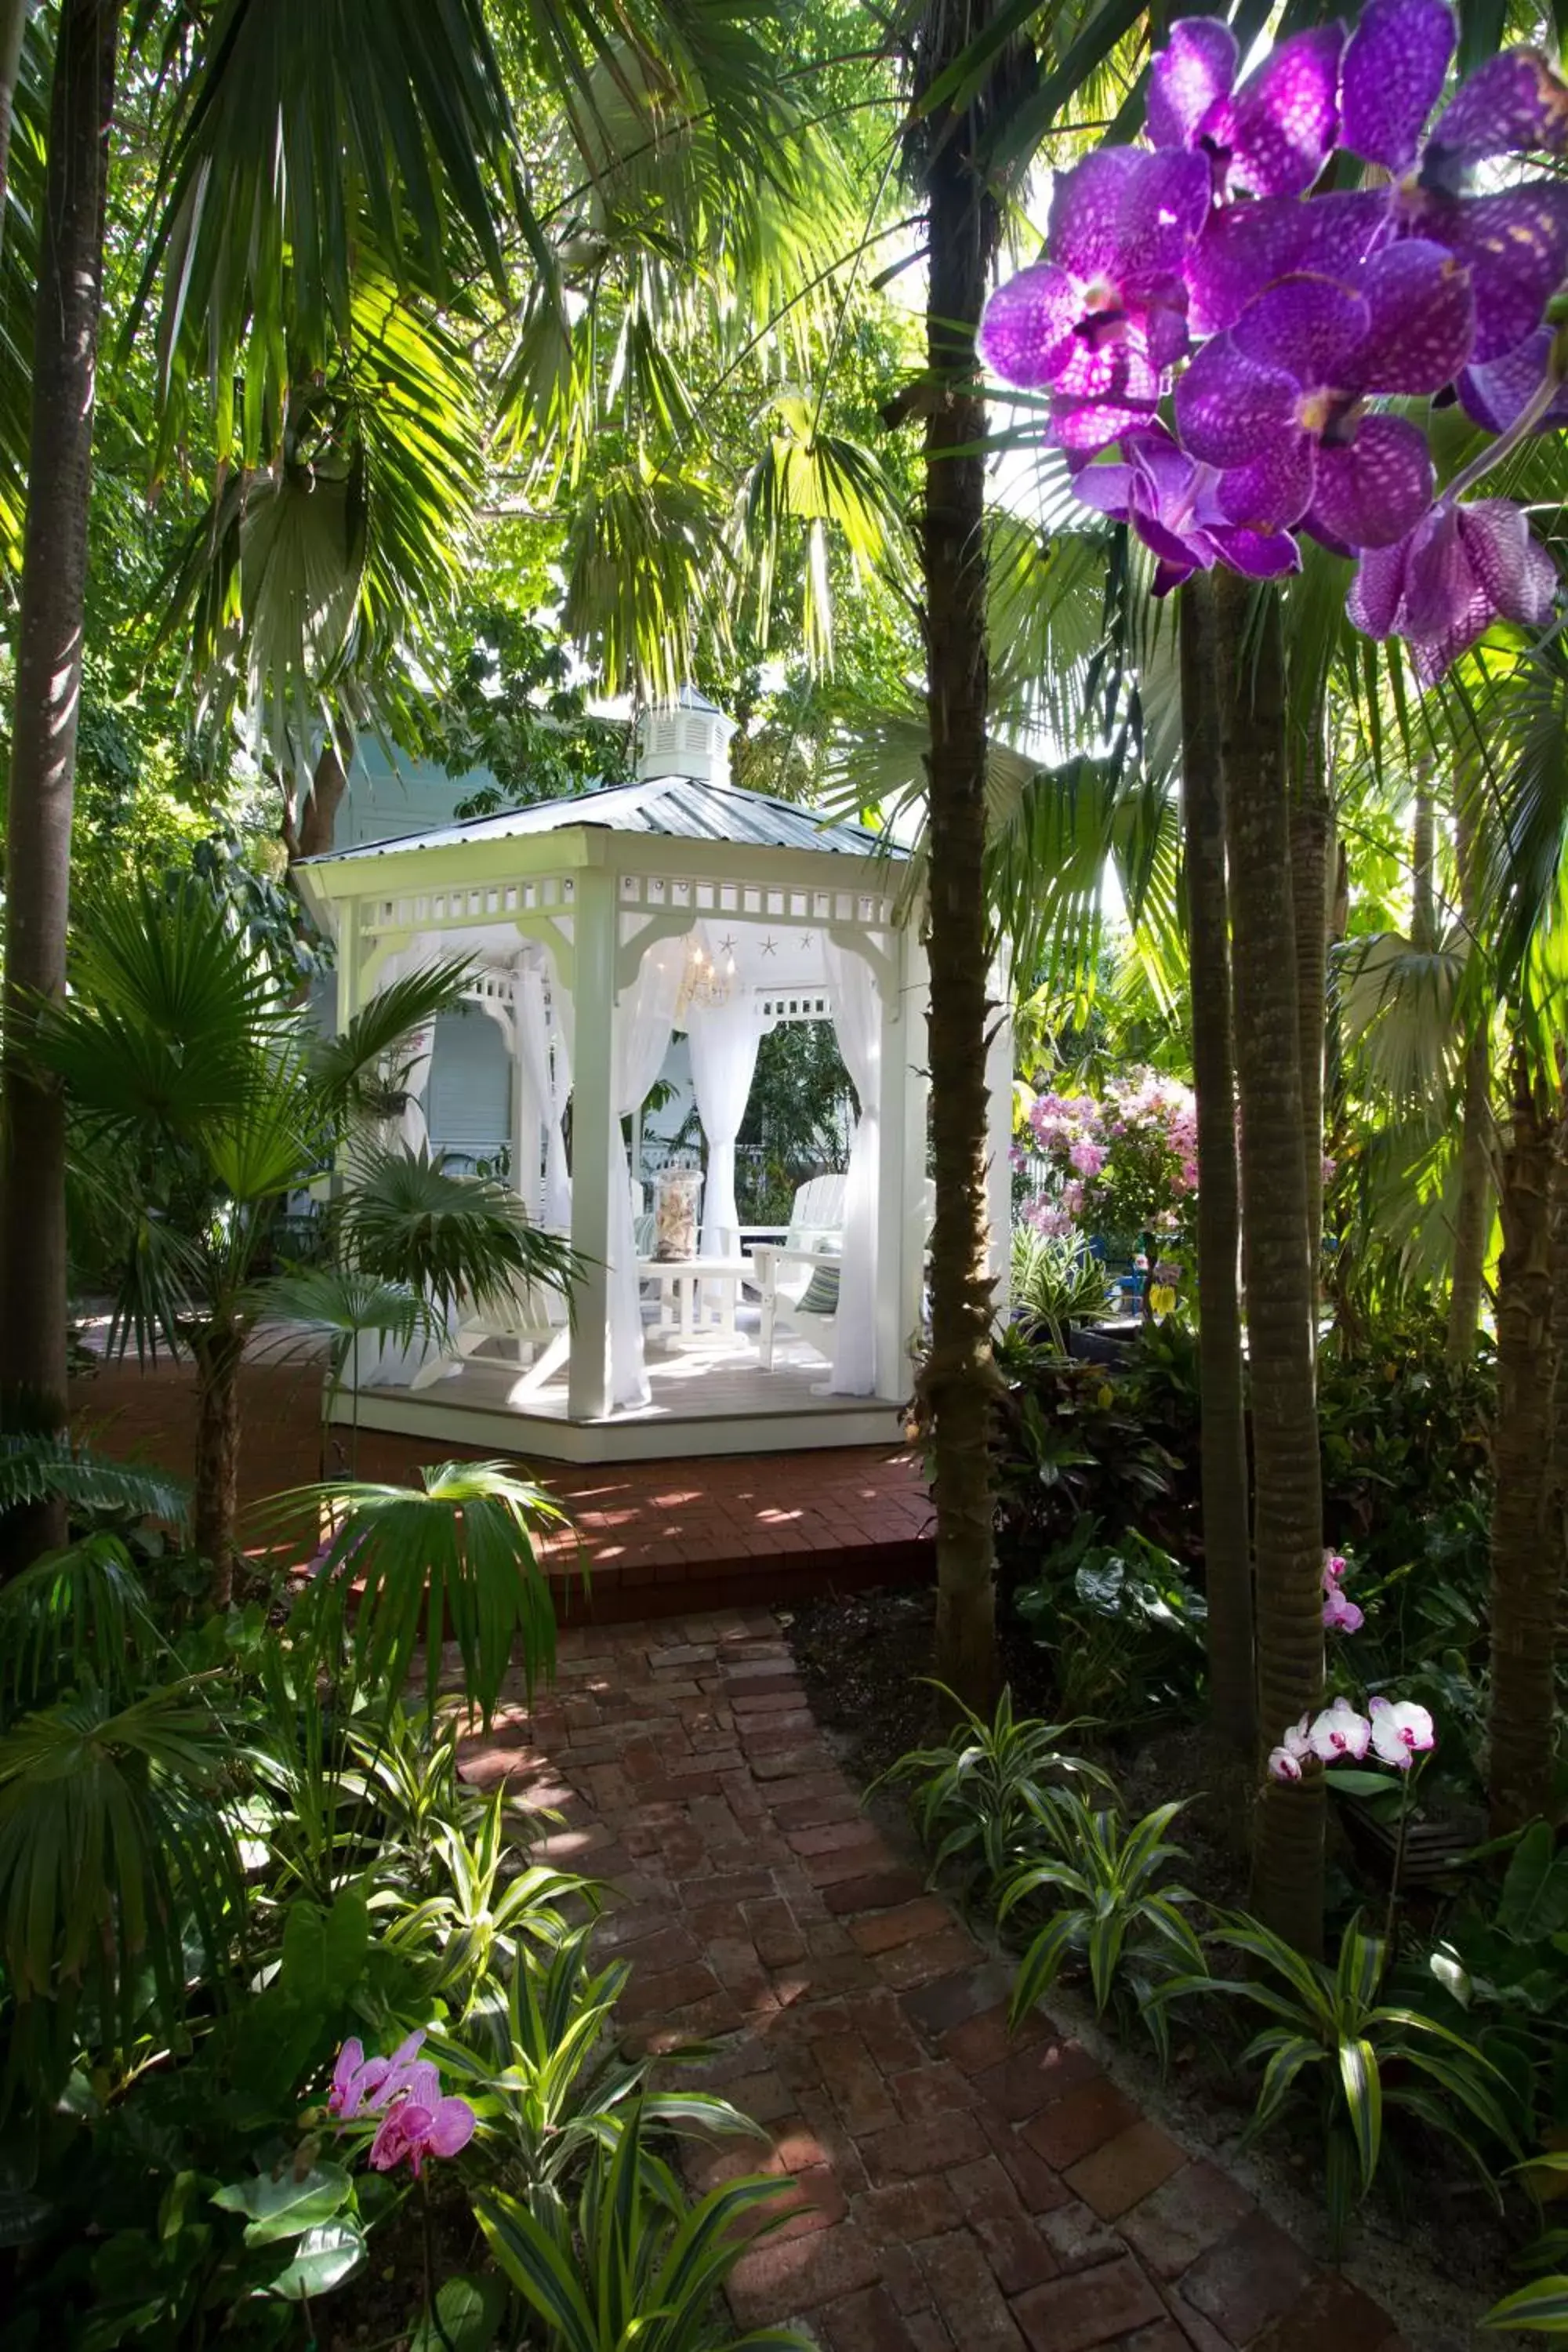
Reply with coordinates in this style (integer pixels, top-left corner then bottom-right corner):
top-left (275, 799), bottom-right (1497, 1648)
top-left (299, 774), bottom-right (908, 866)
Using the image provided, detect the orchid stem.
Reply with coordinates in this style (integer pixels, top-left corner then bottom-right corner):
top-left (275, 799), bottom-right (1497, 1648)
top-left (1446, 330), bottom-right (1568, 502)
top-left (421, 2175), bottom-right (456, 2352)
top-left (1383, 1754), bottom-right (1423, 1955)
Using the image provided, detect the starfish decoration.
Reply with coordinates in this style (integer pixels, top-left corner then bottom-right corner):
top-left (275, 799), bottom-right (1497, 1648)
top-left (799, 931), bottom-right (814, 948)
top-left (718, 933), bottom-right (737, 956)
top-left (760, 935), bottom-right (778, 957)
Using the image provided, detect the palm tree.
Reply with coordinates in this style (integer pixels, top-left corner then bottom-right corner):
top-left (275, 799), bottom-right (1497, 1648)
top-left (1216, 571), bottom-right (1325, 1951)
top-left (901, 0), bottom-right (1009, 1711)
top-left (1178, 575), bottom-right (1253, 1758)
top-left (36, 880), bottom-right (576, 1599)
top-left (0, 0), bottom-right (122, 1542)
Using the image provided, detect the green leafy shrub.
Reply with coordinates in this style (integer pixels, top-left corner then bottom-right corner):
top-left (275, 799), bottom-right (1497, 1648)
top-left (476, 2100), bottom-right (814, 2352)
top-left (1009, 1227), bottom-right (1116, 1348)
top-left (1197, 1912), bottom-right (1517, 2251)
top-left (1000, 1796), bottom-right (1207, 2063)
top-left (870, 1686), bottom-right (1112, 1895)
top-left (991, 1331), bottom-right (1179, 1561)
top-left (1012, 1515), bottom-right (1207, 1726)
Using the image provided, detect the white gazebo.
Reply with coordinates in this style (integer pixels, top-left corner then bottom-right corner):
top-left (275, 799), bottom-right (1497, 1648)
top-left (295, 702), bottom-right (1012, 1462)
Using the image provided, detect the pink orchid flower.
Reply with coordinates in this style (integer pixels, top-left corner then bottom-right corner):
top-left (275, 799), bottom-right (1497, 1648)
top-left (368, 2092), bottom-right (477, 2178)
top-left (1323, 1588), bottom-right (1365, 1635)
top-left (1308, 1697), bottom-right (1372, 1761)
top-left (1369, 1695), bottom-right (1436, 1768)
top-left (328, 2030), bottom-right (428, 2120)
top-left (1269, 1715), bottom-right (1315, 1778)
top-left (1323, 1551), bottom-right (1348, 1586)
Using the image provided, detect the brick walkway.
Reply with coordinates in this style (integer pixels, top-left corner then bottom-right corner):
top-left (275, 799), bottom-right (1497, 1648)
top-left (460, 1613), bottom-right (1407, 2352)
top-left (70, 1352), bottom-right (932, 1618)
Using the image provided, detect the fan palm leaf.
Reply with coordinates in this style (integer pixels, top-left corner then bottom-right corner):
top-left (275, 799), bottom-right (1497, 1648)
top-left (335, 1146), bottom-right (583, 1319)
top-left (0, 1534), bottom-right (165, 1709)
top-left (0, 1686), bottom-right (241, 2073)
top-left (272, 1460), bottom-right (572, 1721)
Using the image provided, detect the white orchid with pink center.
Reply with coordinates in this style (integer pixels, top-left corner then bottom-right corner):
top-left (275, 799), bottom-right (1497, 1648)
top-left (1369, 1694), bottom-right (1436, 1768)
top-left (1309, 1696), bottom-right (1373, 1761)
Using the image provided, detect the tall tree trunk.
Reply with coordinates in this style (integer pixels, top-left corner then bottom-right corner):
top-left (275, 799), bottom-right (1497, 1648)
top-left (192, 1321), bottom-right (245, 1609)
top-left (0, 0), bottom-right (119, 1560)
top-left (0, 0), bottom-right (29, 233)
top-left (919, 8), bottom-right (1003, 1712)
top-left (1179, 575), bottom-right (1253, 1755)
top-left (1289, 728), bottom-right (1330, 1331)
top-left (1487, 1048), bottom-right (1559, 1834)
top-left (1447, 797), bottom-right (1493, 1363)
top-left (299, 734), bottom-right (350, 859)
top-left (1410, 773), bottom-right (1436, 954)
top-left (1217, 572), bottom-right (1325, 1953)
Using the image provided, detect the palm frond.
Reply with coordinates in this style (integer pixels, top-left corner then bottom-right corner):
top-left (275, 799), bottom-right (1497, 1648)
top-left (336, 1147), bottom-right (584, 1319)
top-left (0, 1435), bottom-right (189, 1532)
top-left (310, 959), bottom-right (476, 1123)
top-left (0, 1687), bottom-right (241, 2089)
top-left (0, 1536), bottom-right (163, 1711)
top-left (273, 1461), bottom-right (572, 1720)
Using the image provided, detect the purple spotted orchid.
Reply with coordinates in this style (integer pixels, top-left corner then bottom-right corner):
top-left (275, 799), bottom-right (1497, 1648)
top-left (1173, 241), bottom-right (1472, 544)
top-left (976, 145), bottom-right (1210, 451)
top-left (1348, 495), bottom-right (1558, 682)
top-left (977, 0), bottom-right (1567, 683)
top-left (1070, 425), bottom-right (1300, 593)
top-left (1148, 18), bottom-right (1345, 198)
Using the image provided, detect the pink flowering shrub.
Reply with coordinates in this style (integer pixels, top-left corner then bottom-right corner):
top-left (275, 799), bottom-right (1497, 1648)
top-left (1022, 1069), bottom-right (1199, 1254)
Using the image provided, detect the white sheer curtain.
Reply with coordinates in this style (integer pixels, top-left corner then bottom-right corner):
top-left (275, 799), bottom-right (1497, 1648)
top-left (686, 984), bottom-right (763, 1259)
top-left (514, 964), bottom-right (572, 1229)
top-left (608, 935), bottom-right (684, 1407)
top-left (824, 936), bottom-right (881, 1396)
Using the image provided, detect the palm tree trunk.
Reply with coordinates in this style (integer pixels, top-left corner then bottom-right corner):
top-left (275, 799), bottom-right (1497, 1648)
top-left (192, 1321), bottom-right (245, 1609)
top-left (299, 733), bottom-right (351, 859)
top-left (1216, 572), bottom-right (1325, 1953)
top-left (1487, 1048), bottom-right (1559, 1834)
top-left (1289, 731), bottom-right (1330, 1334)
top-left (919, 5), bottom-right (1003, 1713)
top-left (1178, 575), bottom-right (1252, 1755)
top-left (1447, 797), bottom-right (1492, 1363)
top-left (0, 0), bottom-right (29, 230)
top-left (0, 0), bottom-right (119, 1550)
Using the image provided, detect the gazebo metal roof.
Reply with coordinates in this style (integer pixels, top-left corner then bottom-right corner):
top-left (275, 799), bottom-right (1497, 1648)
top-left (299, 775), bottom-right (909, 868)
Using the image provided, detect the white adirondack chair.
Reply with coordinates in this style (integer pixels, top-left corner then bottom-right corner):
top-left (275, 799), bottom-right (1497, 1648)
top-left (746, 1172), bottom-right (848, 1370)
top-left (408, 1272), bottom-right (572, 1396)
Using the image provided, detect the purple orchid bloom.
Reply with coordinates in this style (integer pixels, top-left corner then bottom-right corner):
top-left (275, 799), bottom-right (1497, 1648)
top-left (1070, 426), bottom-right (1300, 594)
top-left (1174, 245), bottom-right (1473, 544)
top-left (368, 2091), bottom-right (477, 2178)
top-left (1459, 324), bottom-right (1568, 434)
top-left (1148, 18), bottom-right (1345, 198)
top-left (1348, 497), bottom-right (1558, 681)
top-left (327, 2029), bottom-right (429, 2120)
top-left (978, 146), bottom-right (1210, 449)
top-left (1338, 0), bottom-right (1568, 364)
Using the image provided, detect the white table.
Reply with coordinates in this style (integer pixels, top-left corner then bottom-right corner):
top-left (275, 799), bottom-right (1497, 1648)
top-left (637, 1254), bottom-right (753, 1341)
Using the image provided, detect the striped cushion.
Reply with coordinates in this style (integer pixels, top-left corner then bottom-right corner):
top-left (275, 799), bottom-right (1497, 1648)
top-left (798, 1261), bottom-right (840, 1317)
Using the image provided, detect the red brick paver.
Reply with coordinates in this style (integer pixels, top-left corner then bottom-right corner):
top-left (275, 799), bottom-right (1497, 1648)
top-left (458, 1613), bottom-right (1409, 2351)
top-left (69, 1351), bottom-right (932, 1618)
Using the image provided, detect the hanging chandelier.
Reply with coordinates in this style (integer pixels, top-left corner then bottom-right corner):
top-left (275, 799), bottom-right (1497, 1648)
top-left (676, 935), bottom-right (735, 1020)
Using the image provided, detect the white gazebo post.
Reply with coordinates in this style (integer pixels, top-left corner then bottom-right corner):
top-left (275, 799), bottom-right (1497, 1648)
top-left (873, 925), bottom-right (909, 1397)
top-left (568, 861), bottom-right (616, 1420)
